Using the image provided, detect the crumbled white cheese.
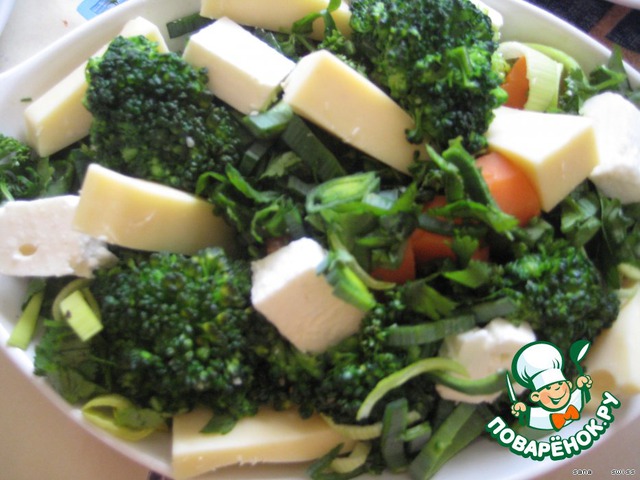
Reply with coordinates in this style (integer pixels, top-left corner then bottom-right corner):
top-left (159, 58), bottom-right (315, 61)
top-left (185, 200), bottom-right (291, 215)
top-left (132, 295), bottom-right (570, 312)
top-left (436, 318), bottom-right (536, 403)
top-left (581, 92), bottom-right (640, 204)
top-left (0, 195), bottom-right (115, 277)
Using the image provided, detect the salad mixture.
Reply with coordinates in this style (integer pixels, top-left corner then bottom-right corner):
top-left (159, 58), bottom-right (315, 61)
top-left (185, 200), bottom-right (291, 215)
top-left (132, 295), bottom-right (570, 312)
top-left (1, 0), bottom-right (639, 479)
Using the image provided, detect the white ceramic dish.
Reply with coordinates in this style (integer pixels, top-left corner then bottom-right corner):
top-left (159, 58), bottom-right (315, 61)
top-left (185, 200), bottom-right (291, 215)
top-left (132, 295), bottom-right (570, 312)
top-left (0, 0), bottom-right (639, 479)
top-left (0, 0), bottom-right (15, 37)
top-left (605, 0), bottom-right (640, 9)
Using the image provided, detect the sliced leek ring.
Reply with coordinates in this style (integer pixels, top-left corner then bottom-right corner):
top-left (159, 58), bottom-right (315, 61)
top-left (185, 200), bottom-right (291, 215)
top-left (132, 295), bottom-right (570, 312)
top-left (321, 410), bottom-right (422, 440)
top-left (498, 41), bottom-right (564, 112)
top-left (524, 42), bottom-right (583, 73)
top-left (82, 394), bottom-right (157, 442)
top-left (330, 441), bottom-right (372, 474)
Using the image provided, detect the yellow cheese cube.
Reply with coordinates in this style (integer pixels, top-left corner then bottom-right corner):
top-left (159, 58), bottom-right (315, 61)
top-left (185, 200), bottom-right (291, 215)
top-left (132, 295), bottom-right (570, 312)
top-left (24, 66), bottom-right (92, 157)
top-left (172, 407), bottom-right (354, 480)
top-left (73, 164), bottom-right (234, 255)
top-left (200, 0), bottom-right (352, 40)
top-left (24, 17), bottom-right (168, 157)
top-left (183, 17), bottom-right (295, 114)
top-left (282, 50), bottom-right (425, 174)
top-left (486, 107), bottom-right (598, 211)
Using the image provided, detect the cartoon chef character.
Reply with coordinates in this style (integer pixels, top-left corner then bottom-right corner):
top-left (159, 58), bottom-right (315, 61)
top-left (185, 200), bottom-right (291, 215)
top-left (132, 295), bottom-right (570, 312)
top-left (509, 341), bottom-right (592, 431)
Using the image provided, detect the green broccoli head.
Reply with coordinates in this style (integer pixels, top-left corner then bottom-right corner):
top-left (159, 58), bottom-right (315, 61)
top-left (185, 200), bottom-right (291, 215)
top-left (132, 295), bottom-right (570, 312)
top-left (0, 134), bottom-right (44, 201)
top-left (84, 35), bottom-right (252, 194)
top-left (313, 290), bottom-right (437, 424)
top-left (91, 248), bottom-right (263, 417)
top-left (348, 0), bottom-right (506, 152)
top-left (0, 133), bottom-right (78, 200)
top-left (497, 241), bottom-right (620, 352)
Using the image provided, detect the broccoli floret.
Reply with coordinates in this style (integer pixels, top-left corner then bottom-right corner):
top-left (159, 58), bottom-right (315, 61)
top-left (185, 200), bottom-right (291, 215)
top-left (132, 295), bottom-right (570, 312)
top-left (84, 35), bottom-right (252, 193)
top-left (89, 248), bottom-right (266, 418)
top-left (247, 318), bottom-right (324, 417)
top-left (493, 241), bottom-right (620, 352)
top-left (347, 0), bottom-right (507, 152)
top-left (34, 247), bottom-right (300, 421)
top-left (313, 289), bottom-right (437, 424)
top-left (0, 133), bottom-right (80, 201)
top-left (0, 134), bottom-right (46, 201)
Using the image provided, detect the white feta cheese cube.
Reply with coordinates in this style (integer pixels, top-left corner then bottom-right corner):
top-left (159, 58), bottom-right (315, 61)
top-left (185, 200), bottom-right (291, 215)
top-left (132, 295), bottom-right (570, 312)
top-left (436, 318), bottom-right (536, 403)
top-left (251, 237), bottom-right (365, 353)
top-left (183, 17), bottom-right (295, 115)
top-left (0, 196), bottom-right (115, 278)
top-left (580, 92), bottom-right (640, 204)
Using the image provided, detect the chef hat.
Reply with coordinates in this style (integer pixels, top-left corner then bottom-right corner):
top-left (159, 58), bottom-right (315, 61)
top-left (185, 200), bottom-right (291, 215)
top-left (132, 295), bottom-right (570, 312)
top-left (512, 341), bottom-right (567, 391)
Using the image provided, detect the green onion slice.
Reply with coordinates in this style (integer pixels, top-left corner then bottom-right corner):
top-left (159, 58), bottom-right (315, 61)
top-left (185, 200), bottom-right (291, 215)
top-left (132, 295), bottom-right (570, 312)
top-left (386, 315), bottom-right (476, 347)
top-left (408, 403), bottom-right (490, 479)
top-left (524, 43), bottom-right (583, 73)
top-left (329, 441), bottom-right (372, 474)
top-left (428, 369), bottom-right (506, 396)
top-left (82, 394), bottom-right (158, 442)
top-left (166, 13), bottom-right (212, 39)
top-left (356, 358), bottom-right (467, 420)
top-left (498, 41), bottom-right (564, 111)
top-left (321, 410), bottom-right (422, 441)
top-left (381, 399), bottom-right (410, 471)
top-left (59, 290), bottom-right (103, 342)
top-left (7, 290), bottom-right (45, 350)
top-left (51, 278), bottom-right (92, 322)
